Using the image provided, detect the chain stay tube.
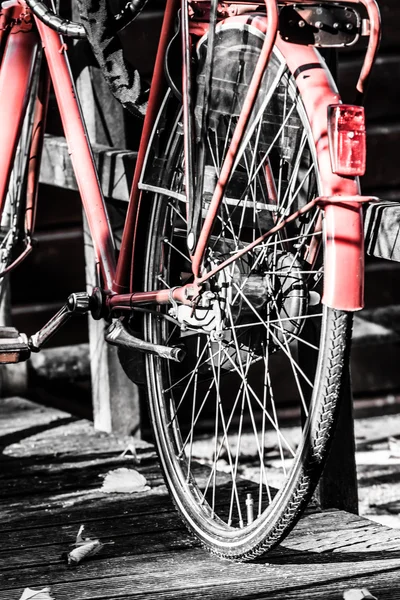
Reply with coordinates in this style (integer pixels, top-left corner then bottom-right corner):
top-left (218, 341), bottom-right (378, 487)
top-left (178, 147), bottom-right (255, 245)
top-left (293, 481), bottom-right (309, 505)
top-left (35, 17), bottom-right (116, 291)
top-left (108, 284), bottom-right (199, 309)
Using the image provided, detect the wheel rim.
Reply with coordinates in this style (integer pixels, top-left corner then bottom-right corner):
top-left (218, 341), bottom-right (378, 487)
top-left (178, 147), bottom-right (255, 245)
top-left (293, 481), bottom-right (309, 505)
top-left (145, 29), bottom-right (329, 552)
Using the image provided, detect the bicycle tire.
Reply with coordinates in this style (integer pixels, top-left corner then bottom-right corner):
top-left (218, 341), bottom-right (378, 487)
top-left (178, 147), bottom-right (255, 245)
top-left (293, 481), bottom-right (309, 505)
top-left (143, 22), bottom-right (352, 560)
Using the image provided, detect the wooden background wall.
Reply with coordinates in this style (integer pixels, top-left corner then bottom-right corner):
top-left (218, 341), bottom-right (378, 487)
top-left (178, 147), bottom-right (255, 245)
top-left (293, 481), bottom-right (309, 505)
top-left (8, 0), bottom-right (400, 405)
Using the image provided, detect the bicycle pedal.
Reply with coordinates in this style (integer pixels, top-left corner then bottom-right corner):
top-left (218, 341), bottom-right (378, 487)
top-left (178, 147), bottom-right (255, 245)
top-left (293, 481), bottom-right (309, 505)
top-left (0, 327), bottom-right (30, 363)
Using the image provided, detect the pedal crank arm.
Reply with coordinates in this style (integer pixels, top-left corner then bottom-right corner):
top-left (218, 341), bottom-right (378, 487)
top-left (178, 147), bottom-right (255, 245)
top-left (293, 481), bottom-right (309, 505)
top-left (30, 292), bottom-right (90, 351)
top-left (105, 319), bottom-right (186, 363)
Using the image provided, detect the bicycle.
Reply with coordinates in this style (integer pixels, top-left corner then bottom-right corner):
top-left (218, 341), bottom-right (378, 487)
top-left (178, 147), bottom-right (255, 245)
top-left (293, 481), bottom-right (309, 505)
top-left (0, 0), bottom-right (381, 560)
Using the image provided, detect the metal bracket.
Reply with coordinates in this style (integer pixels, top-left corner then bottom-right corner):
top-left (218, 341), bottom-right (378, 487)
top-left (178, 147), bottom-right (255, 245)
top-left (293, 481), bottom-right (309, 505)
top-left (279, 4), bottom-right (361, 47)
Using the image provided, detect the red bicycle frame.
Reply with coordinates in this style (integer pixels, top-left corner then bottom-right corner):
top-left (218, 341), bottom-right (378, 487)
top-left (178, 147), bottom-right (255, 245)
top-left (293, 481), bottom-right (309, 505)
top-left (0, 0), bottom-right (381, 313)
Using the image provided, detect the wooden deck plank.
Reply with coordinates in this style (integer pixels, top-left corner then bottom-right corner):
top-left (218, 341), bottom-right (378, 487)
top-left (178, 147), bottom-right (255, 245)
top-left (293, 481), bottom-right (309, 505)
top-left (2, 510), bottom-right (400, 576)
top-left (2, 548), bottom-right (400, 600)
top-left (2, 398), bottom-right (400, 600)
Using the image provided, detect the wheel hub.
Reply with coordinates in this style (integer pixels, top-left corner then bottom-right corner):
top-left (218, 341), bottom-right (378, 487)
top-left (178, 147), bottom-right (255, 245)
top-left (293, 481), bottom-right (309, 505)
top-left (175, 250), bottom-right (309, 346)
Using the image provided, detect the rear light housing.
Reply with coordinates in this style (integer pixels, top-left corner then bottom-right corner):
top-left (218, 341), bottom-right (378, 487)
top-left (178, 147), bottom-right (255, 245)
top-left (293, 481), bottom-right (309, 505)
top-left (327, 104), bottom-right (366, 177)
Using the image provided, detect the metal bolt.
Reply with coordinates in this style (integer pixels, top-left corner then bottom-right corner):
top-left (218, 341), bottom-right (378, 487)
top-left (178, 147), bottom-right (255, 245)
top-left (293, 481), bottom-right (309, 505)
top-left (333, 22), bottom-right (340, 29)
top-left (298, 20), bottom-right (305, 28)
top-left (315, 20), bottom-right (323, 29)
top-left (346, 22), bottom-right (353, 30)
top-left (347, 131), bottom-right (355, 139)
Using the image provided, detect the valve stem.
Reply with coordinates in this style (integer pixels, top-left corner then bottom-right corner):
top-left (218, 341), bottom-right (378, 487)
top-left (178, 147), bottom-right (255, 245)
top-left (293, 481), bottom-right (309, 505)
top-left (246, 493), bottom-right (254, 525)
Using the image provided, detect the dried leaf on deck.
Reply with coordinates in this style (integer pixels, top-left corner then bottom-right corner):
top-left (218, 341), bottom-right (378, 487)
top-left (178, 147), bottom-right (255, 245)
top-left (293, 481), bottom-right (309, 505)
top-left (119, 442), bottom-right (139, 462)
top-left (19, 588), bottom-right (54, 600)
top-left (343, 588), bottom-right (378, 600)
top-left (100, 467), bottom-right (150, 493)
top-left (68, 540), bottom-right (103, 565)
top-left (67, 525), bottom-right (103, 566)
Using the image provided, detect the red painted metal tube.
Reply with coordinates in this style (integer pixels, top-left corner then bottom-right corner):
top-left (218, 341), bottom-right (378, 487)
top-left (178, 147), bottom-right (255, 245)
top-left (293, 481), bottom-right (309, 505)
top-left (108, 283), bottom-right (199, 308)
top-left (25, 59), bottom-right (50, 235)
top-left (191, 0), bottom-right (279, 278)
top-left (354, 0), bottom-right (381, 102)
top-left (0, 19), bottom-right (39, 219)
top-left (35, 18), bottom-right (116, 291)
top-left (113, 0), bottom-right (180, 293)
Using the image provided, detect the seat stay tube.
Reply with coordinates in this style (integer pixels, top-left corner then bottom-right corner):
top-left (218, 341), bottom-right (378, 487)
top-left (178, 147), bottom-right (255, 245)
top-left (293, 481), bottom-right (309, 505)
top-left (34, 18), bottom-right (117, 291)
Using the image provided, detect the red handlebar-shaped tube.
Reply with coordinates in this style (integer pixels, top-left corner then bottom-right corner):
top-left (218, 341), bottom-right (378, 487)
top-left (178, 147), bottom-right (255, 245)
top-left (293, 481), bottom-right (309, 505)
top-left (25, 0), bottom-right (86, 38)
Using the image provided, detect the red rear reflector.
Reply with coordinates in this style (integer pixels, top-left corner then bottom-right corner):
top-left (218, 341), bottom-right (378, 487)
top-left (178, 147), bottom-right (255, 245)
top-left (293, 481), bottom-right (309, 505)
top-left (327, 104), bottom-right (366, 176)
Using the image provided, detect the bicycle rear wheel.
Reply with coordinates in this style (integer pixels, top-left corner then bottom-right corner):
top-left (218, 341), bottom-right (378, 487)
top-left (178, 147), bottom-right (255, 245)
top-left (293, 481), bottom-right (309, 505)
top-left (143, 22), bottom-right (352, 560)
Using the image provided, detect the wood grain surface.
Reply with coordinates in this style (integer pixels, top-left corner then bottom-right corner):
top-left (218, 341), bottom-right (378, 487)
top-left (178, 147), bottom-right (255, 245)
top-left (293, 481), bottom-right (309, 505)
top-left (2, 397), bottom-right (400, 600)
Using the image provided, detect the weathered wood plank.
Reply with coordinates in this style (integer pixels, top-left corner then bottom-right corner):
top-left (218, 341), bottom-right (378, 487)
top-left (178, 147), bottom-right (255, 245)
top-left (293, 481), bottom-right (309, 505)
top-left (2, 505), bottom-right (399, 573)
top-left (39, 135), bottom-right (136, 202)
top-left (2, 399), bottom-right (400, 600)
top-left (3, 543), bottom-right (400, 599)
top-left (83, 214), bottom-right (141, 436)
